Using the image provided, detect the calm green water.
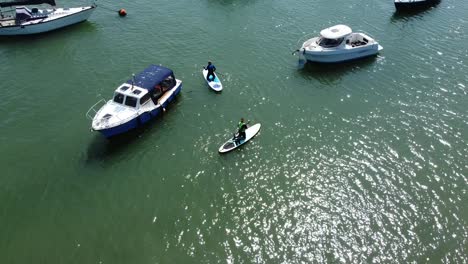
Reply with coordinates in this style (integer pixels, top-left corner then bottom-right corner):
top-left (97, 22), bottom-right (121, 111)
top-left (1, 0), bottom-right (467, 262)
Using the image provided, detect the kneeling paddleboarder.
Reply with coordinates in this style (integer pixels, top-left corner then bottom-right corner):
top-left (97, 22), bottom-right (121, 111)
top-left (236, 118), bottom-right (248, 143)
top-left (219, 118), bottom-right (261, 154)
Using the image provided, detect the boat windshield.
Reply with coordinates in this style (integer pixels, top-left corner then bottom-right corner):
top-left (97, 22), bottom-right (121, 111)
top-left (113, 93), bottom-right (124, 104)
top-left (317, 37), bottom-right (344, 48)
top-left (140, 94), bottom-right (151, 105)
top-left (124, 96), bottom-right (138, 108)
top-left (161, 75), bottom-right (176, 91)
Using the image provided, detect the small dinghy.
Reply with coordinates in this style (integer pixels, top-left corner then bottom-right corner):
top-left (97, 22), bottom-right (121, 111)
top-left (219, 123), bottom-right (261, 153)
top-left (202, 69), bottom-right (223, 92)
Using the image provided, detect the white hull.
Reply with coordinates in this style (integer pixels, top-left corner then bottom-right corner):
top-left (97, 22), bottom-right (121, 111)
top-left (0, 6), bottom-right (95, 35)
top-left (302, 44), bottom-right (382, 63)
top-left (298, 30), bottom-right (383, 63)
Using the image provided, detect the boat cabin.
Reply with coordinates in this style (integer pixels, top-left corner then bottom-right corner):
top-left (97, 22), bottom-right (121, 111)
top-left (112, 85), bottom-right (150, 109)
top-left (111, 65), bottom-right (177, 110)
top-left (15, 6), bottom-right (47, 22)
top-left (0, 0), bottom-right (54, 23)
top-left (0, 6), bottom-right (47, 27)
top-left (317, 24), bottom-right (352, 48)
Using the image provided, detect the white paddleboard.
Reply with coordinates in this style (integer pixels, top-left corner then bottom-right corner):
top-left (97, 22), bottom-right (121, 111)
top-left (219, 123), bottom-right (261, 153)
top-left (202, 69), bottom-right (223, 92)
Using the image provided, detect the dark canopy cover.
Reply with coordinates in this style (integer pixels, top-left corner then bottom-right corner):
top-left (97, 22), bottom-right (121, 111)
top-left (0, 0), bottom-right (56, 8)
top-left (126, 65), bottom-right (174, 93)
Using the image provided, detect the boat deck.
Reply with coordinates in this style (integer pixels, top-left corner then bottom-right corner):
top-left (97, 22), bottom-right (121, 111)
top-left (0, 18), bottom-right (16, 27)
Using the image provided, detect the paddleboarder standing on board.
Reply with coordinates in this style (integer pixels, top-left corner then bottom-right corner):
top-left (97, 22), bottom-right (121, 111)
top-left (205, 61), bottom-right (216, 82)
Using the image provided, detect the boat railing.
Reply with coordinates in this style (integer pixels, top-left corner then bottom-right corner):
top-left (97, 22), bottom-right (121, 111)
top-left (86, 98), bottom-right (107, 120)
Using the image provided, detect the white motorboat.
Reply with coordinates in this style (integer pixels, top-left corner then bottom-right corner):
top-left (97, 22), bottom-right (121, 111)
top-left (394, 0), bottom-right (440, 11)
top-left (295, 25), bottom-right (383, 63)
top-left (0, 0), bottom-right (96, 36)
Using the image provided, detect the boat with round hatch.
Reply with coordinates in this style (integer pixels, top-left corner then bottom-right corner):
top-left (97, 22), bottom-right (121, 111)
top-left (295, 24), bottom-right (383, 63)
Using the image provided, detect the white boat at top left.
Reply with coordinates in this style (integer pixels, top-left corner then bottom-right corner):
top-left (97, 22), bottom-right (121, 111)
top-left (0, 0), bottom-right (96, 36)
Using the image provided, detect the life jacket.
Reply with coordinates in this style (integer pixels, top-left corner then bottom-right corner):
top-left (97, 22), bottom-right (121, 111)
top-left (238, 121), bottom-right (246, 132)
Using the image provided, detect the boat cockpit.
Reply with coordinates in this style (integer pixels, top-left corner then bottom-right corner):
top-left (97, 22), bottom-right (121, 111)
top-left (345, 34), bottom-right (370, 47)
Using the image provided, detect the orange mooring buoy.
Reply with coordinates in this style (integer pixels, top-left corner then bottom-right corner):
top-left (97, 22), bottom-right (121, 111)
top-left (118, 9), bottom-right (127, 17)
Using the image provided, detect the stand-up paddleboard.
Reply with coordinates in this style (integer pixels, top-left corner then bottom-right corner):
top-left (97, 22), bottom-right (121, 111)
top-left (219, 123), bottom-right (261, 153)
top-left (203, 69), bottom-right (223, 92)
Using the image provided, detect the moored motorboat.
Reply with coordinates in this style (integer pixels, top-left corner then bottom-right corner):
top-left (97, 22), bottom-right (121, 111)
top-left (394, 0), bottom-right (440, 11)
top-left (86, 65), bottom-right (182, 138)
top-left (0, 0), bottom-right (96, 36)
top-left (295, 24), bottom-right (383, 63)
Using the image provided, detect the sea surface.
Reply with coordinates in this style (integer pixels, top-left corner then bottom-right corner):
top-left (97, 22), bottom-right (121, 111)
top-left (0, 0), bottom-right (467, 263)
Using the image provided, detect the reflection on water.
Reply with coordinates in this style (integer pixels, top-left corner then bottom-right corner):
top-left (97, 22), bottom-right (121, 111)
top-left (0, 21), bottom-right (97, 44)
top-left (206, 0), bottom-right (256, 7)
top-left (392, 0), bottom-right (441, 20)
top-left (297, 56), bottom-right (379, 84)
top-left (201, 104), bottom-right (468, 262)
top-left (390, 1), bottom-right (442, 24)
top-left (84, 95), bottom-right (184, 164)
top-left (85, 131), bottom-right (139, 163)
top-left (0, 0), bottom-right (467, 262)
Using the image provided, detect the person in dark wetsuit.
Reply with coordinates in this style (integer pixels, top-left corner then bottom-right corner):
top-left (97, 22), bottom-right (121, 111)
top-left (205, 61), bottom-right (216, 82)
top-left (236, 118), bottom-right (248, 143)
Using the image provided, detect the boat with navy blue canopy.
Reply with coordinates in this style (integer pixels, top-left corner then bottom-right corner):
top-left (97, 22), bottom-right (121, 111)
top-left (86, 64), bottom-right (182, 138)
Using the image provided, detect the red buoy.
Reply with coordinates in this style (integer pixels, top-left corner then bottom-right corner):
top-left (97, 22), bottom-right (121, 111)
top-left (118, 9), bottom-right (127, 17)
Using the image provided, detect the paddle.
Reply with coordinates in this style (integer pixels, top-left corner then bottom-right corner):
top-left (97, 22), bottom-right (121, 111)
top-left (203, 66), bottom-right (225, 77)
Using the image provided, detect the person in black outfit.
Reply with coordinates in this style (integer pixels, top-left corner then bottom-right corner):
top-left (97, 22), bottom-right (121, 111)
top-left (205, 61), bottom-right (216, 82)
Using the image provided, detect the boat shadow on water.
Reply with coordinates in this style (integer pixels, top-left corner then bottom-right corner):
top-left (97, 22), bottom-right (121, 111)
top-left (391, 2), bottom-right (441, 21)
top-left (296, 56), bottom-right (378, 85)
top-left (206, 0), bottom-right (256, 7)
top-left (85, 97), bottom-right (183, 164)
top-left (0, 21), bottom-right (97, 43)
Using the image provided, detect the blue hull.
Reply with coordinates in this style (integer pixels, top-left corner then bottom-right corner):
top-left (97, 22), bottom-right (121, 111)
top-left (99, 118), bottom-right (139, 138)
top-left (98, 84), bottom-right (182, 138)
